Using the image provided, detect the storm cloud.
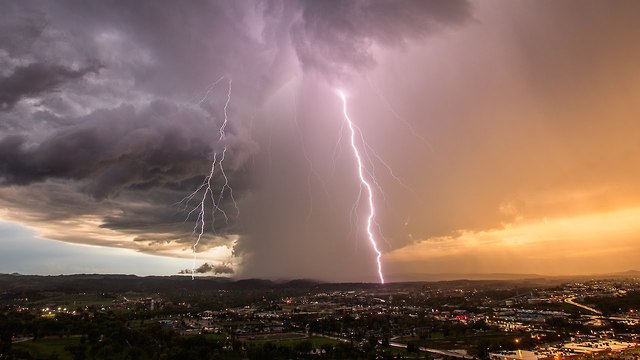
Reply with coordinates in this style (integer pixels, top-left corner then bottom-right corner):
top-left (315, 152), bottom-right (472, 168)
top-left (5, 0), bottom-right (640, 281)
top-left (179, 262), bottom-right (235, 275)
top-left (291, 0), bottom-right (470, 79)
top-left (0, 62), bottom-right (100, 111)
top-left (0, 0), bottom-right (473, 280)
top-left (0, 100), bottom-right (247, 198)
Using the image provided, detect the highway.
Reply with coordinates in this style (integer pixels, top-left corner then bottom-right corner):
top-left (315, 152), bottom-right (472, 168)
top-left (565, 297), bottom-right (602, 315)
top-left (565, 297), bottom-right (640, 324)
top-left (389, 341), bottom-right (475, 359)
top-left (316, 333), bottom-right (475, 358)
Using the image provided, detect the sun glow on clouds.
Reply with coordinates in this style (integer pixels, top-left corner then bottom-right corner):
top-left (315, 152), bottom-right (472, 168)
top-left (0, 206), bottom-right (237, 272)
top-left (0, 221), bottom-right (200, 276)
top-left (385, 206), bottom-right (640, 278)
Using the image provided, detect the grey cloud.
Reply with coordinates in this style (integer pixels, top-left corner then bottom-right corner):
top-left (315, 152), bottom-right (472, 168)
top-left (0, 181), bottom-right (239, 254)
top-left (291, 0), bottom-right (471, 80)
top-left (179, 262), bottom-right (234, 275)
top-left (0, 1), bottom-right (272, 263)
top-left (0, 62), bottom-right (100, 111)
top-left (0, 4), bottom-right (46, 56)
top-left (0, 100), bottom-right (253, 199)
top-left (0, 0), bottom-right (479, 280)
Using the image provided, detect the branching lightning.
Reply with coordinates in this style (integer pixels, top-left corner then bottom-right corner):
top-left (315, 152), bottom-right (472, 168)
top-left (184, 80), bottom-right (399, 284)
top-left (337, 90), bottom-right (385, 284)
top-left (178, 76), bottom-right (238, 279)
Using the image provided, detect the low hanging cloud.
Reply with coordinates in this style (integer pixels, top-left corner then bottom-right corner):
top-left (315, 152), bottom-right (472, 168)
top-left (179, 262), bottom-right (235, 275)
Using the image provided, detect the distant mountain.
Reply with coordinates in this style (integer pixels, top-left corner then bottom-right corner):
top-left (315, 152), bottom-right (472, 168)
top-left (0, 273), bottom-right (324, 295)
top-left (0, 270), bottom-right (637, 294)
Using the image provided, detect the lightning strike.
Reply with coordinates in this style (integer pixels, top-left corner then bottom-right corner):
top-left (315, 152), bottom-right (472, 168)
top-left (178, 77), bottom-right (237, 279)
top-left (337, 90), bottom-right (385, 284)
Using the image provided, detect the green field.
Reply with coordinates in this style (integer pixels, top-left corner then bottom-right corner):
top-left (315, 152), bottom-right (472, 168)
top-left (27, 291), bottom-right (156, 309)
top-left (29, 292), bottom-right (113, 309)
top-left (12, 337), bottom-right (80, 360)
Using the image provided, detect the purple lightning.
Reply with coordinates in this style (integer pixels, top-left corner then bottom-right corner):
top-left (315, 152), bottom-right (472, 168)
top-left (337, 90), bottom-right (385, 284)
top-left (178, 76), bottom-right (237, 279)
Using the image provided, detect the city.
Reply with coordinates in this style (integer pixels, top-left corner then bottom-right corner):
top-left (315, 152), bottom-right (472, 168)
top-left (1, 273), bottom-right (639, 359)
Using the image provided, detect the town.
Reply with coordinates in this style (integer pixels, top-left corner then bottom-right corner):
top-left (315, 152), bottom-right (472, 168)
top-left (1, 273), bottom-right (639, 359)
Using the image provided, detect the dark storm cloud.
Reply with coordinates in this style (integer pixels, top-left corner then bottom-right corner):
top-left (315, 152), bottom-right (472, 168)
top-left (0, 0), bottom-right (475, 279)
top-left (0, 0), bottom-right (471, 191)
top-left (0, 100), bottom-right (247, 198)
top-left (0, 4), bottom-right (46, 55)
top-left (291, 0), bottom-right (471, 79)
top-left (0, 62), bottom-right (101, 111)
top-left (0, 0), bottom-right (275, 260)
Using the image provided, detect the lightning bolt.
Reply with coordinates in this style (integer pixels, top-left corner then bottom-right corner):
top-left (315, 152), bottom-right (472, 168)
top-left (178, 76), bottom-right (238, 279)
top-left (337, 90), bottom-right (385, 284)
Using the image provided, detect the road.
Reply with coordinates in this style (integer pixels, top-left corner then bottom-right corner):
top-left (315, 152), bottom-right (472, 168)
top-left (315, 333), bottom-right (475, 358)
top-left (565, 297), bottom-right (639, 323)
top-left (565, 297), bottom-right (602, 315)
top-left (11, 337), bottom-right (31, 343)
top-left (388, 341), bottom-right (475, 359)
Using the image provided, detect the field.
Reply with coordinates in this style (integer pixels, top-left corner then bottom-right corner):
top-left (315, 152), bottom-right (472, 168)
top-left (12, 337), bottom-right (80, 360)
